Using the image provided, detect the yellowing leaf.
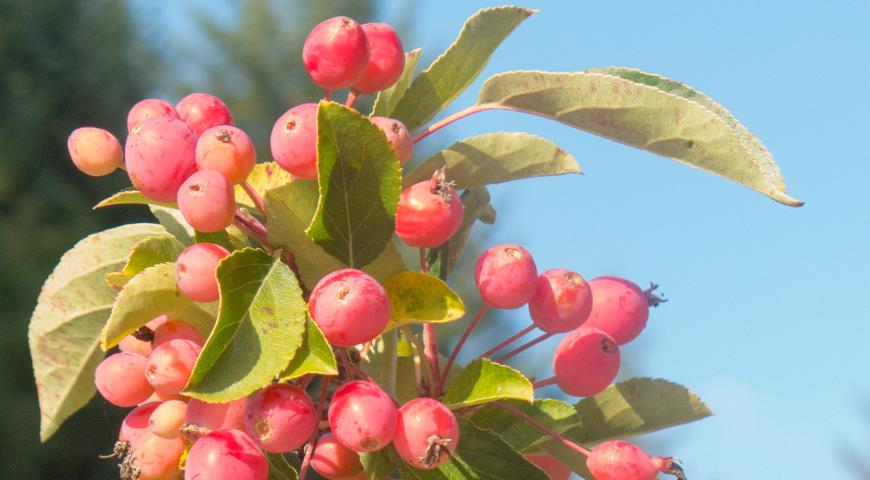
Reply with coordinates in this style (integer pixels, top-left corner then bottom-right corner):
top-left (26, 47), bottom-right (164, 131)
top-left (383, 271), bottom-right (465, 330)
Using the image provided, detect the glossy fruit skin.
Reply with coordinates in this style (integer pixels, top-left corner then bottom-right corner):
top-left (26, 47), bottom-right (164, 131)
top-left (525, 454), bottom-right (571, 480)
top-left (177, 169), bottom-right (237, 233)
top-left (195, 125), bottom-right (257, 184)
top-left (153, 320), bottom-right (204, 348)
top-left (311, 433), bottom-right (365, 480)
top-left (586, 441), bottom-right (658, 480)
top-left (176, 92), bottom-right (234, 135)
top-left (352, 23), bottom-right (405, 93)
top-left (119, 402), bottom-right (160, 449)
top-left (244, 384), bottom-right (317, 453)
top-left (185, 397), bottom-right (247, 433)
top-left (583, 277), bottom-right (650, 345)
top-left (127, 98), bottom-right (179, 132)
top-left (528, 269), bottom-right (593, 333)
top-left (308, 269), bottom-right (391, 347)
top-left (149, 399), bottom-right (188, 439)
top-left (303, 16), bottom-right (370, 90)
top-left (67, 127), bottom-right (123, 176)
top-left (328, 381), bottom-right (397, 452)
top-left (184, 429), bottom-right (268, 480)
top-left (145, 339), bottom-right (201, 395)
top-left (393, 398), bottom-right (459, 470)
top-left (553, 327), bottom-right (620, 397)
top-left (132, 433), bottom-right (186, 480)
top-left (95, 352), bottom-right (153, 407)
top-left (395, 177), bottom-right (463, 248)
top-left (270, 103), bottom-right (318, 179)
top-left (125, 116), bottom-right (198, 202)
top-left (370, 116), bottom-right (412, 165)
top-left (175, 243), bottom-right (230, 303)
top-left (474, 244), bottom-right (538, 309)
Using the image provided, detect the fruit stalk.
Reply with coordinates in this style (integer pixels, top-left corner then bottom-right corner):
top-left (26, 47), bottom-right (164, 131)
top-left (240, 181), bottom-right (266, 216)
top-left (479, 323), bottom-right (536, 359)
top-left (495, 331), bottom-right (553, 363)
top-left (413, 104), bottom-right (517, 144)
top-left (492, 401), bottom-right (591, 457)
top-left (439, 304), bottom-right (490, 394)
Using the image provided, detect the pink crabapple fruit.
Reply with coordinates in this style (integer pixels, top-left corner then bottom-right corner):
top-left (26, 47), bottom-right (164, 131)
top-left (270, 102), bottom-right (318, 179)
top-left (474, 244), bottom-right (538, 309)
top-left (586, 440), bottom-right (684, 480)
top-left (393, 398), bottom-right (459, 470)
top-left (302, 16), bottom-right (370, 90)
top-left (351, 23), bottom-right (405, 94)
top-left (184, 397), bottom-right (247, 436)
top-left (175, 242), bottom-right (230, 303)
top-left (583, 276), bottom-right (661, 345)
top-left (125, 116), bottom-right (198, 202)
top-left (243, 384), bottom-right (317, 453)
top-left (67, 127), bottom-right (123, 177)
top-left (177, 169), bottom-right (237, 233)
top-left (307, 268), bottom-right (391, 347)
top-left (370, 116), bottom-right (413, 165)
top-left (131, 433), bottom-right (186, 480)
top-left (395, 170), bottom-right (463, 248)
top-left (525, 454), bottom-right (571, 480)
top-left (311, 433), bottom-right (366, 480)
top-left (184, 429), bottom-right (268, 480)
top-left (119, 402), bottom-right (160, 450)
top-left (144, 339), bottom-right (201, 395)
top-left (152, 320), bottom-right (204, 348)
top-left (328, 380), bottom-right (398, 452)
top-left (195, 125), bottom-right (257, 184)
top-left (528, 269), bottom-right (593, 334)
top-left (139, 391), bottom-right (186, 406)
top-left (94, 352), bottom-right (154, 407)
top-left (149, 399), bottom-right (188, 439)
top-left (175, 92), bottom-right (234, 135)
top-left (119, 334), bottom-right (152, 358)
top-left (127, 98), bottom-right (179, 132)
top-left (552, 327), bottom-right (620, 397)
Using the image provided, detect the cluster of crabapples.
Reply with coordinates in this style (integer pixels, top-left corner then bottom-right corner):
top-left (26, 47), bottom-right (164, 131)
top-left (68, 13), bottom-right (683, 480)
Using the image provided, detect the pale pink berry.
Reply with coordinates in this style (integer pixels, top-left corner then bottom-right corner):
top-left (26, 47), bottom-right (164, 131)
top-left (395, 171), bottom-right (463, 248)
top-left (127, 98), bottom-right (179, 132)
top-left (312, 433), bottom-right (365, 480)
top-left (132, 434), bottom-right (186, 480)
top-left (145, 339), bottom-right (201, 395)
top-left (125, 116), bottom-right (198, 202)
top-left (184, 397), bottom-right (248, 436)
top-left (244, 384), bottom-right (317, 453)
top-left (153, 319), bottom-right (204, 348)
top-left (177, 169), bottom-right (237, 233)
top-left (525, 454), bottom-right (571, 480)
top-left (175, 242), bottom-right (230, 303)
top-left (328, 381), bottom-right (397, 452)
top-left (119, 333), bottom-right (152, 358)
top-left (184, 429), bottom-right (268, 480)
top-left (149, 399), bottom-right (188, 439)
top-left (583, 277), bottom-right (655, 345)
top-left (303, 16), bottom-right (370, 90)
top-left (307, 268), bottom-right (391, 347)
top-left (528, 269), bottom-right (593, 333)
top-left (196, 125), bottom-right (257, 184)
top-left (95, 352), bottom-right (154, 407)
top-left (474, 244), bottom-right (538, 309)
top-left (67, 127), bottom-right (123, 176)
top-left (553, 327), bottom-right (620, 397)
top-left (587, 440), bottom-right (683, 480)
top-left (370, 116), bottom-right (412, 165)
top-left (393, 398), bottom-right (459, 470)
top-left (119, 402), bottom-right (160, 449)
top-left (176, 92), bottom-right (234, 135)
top-left (352, 23), bottom-right (405, 94)
top-left (140, 391), bottom-right (186, 405)
top-left (270, 103), bottom-right (318, 179)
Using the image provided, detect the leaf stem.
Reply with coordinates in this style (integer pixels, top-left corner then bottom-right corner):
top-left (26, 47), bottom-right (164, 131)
top-left (413, 104), bottom-right (514, 144)
top-left (401, 326), bottom-right (435, 397)
top-left (532, 376), bottom-right (558, 389)
top-left (492, 401), bottom-right (591, 457)
top-left (479, 323), bottom-right (536, 359)
top-left (418, 247), bottom-right (429, 273)
top-left (234, 209), bottom-right (307, 294)
top-left (240, 181), bottom-right (266, 217)
top-left (299, 378), bottom-right (332, 480)
top-left (439, 304), bottom-right (490, 394)
top-left (495, 331), bottom-right (553, 363)
top-left (324, 90), bottom-right (333, 102)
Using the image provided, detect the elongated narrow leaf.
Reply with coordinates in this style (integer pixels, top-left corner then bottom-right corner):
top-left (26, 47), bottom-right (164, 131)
top-left (235, 162), bottom-right (293, 211)
top-left (477, 70), bottom-right (802, 206)
top-left (29, 223), bottom-right (166, 441)
top-left (403, 133), bottom-right (580, 189)
top-left (100, 263), bottom-right (216, 350)
top-left (105, 234), bottom-right (185, 289)
top-left (265, 180), bottom-right (406, 288)
top-left (279, 317), bottom-right (338, 380)
top-left (383, 271), bottom-right (465, 331)
top-left (185, 249), bottom-right (307, 401)
top-left (267, 453), bottom-right (298, 480)
top-left (307, 102), bottom-right (402, 267)
top-left (94, 189), bottom-right (175, 209)
top-left (372, 49), bottom-right (422, 117)
top-left (470, 399), bottom-right (580, 452)
top-left (443, 358), bottom-right (533, 408)
top-left (390, 6), bottom-right (535, 130)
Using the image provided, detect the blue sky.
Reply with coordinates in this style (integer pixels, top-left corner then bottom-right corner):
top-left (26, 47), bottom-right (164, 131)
top-left (156, 1), bottom-right (870, 478)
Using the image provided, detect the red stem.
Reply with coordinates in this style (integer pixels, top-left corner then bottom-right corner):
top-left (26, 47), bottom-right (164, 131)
top-left (324, 90), bottom-right (333, 102)
top-left (533, 376), bottom-right (558, 389)
top-left (233, 210), bottom-right (270, 246)
top-left (492, 401), bottom-right (591, 457)
top-left (413, 104), bottom-right (514, 144)
top-left (419, 248), bottom-right (429, 273)
top-left (299, 378), bottom-right (332, 480)
top-left (345, 90), bottom-right (359, 108)
top-left (424, 324), bottom-right (441, 394)
top-left (240, 181), bottom-right (266, 217)
top-left (439, 304), bottom-right (490, 393)
top-left (495, 331), bottom-right (553, 363)
top-left (480, 323), bottom-right (536, 359)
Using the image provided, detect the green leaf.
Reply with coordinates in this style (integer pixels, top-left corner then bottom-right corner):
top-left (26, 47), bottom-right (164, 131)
top-left (359, 449), bottom-right (396, 480)
top-left (100, 263), bottom-right (216, 350)
top-left (306, 101), bottom-right (402, 268)
top-left (105, 234), bottom-right (185, 289)
top-left (445, 187), bottom-right (495, 270)
top-left (443, 358), bottom-right (533, 409)
top-left (389, 6), bottom-right (536, 131)
top-left (194, 229), bottom-right (235, 251)
top-left (372, 49), bottom-right (422, 117)
top-left (359, 330), bottom-right (398, 398)
top-left (185, 248), bottom-right (307, 402)
top-left (235, 162), bottom-right (293, 210)
top-left (477, 69), bottom-right (802, 206)
top-left (383, 271), bottom-right (465, 331)
top-left (279, 316), bottom-right (338, 380)
top-left (470, 399), bottom-right (580, 452)
top-left (28, 223), bottom-right (166, 441)
top-left (94, 189), bottom-right (175, 209)
top-left (403, 133), bottom-right (580, 189)
top-left (399, 418), bottom-right (548, 480)
top-left (266, 453), bottom-right (298, 480)
top-left (265, 180), bottom-right (407, 288)
top-left (149, 205), bottom-right (194, 245)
